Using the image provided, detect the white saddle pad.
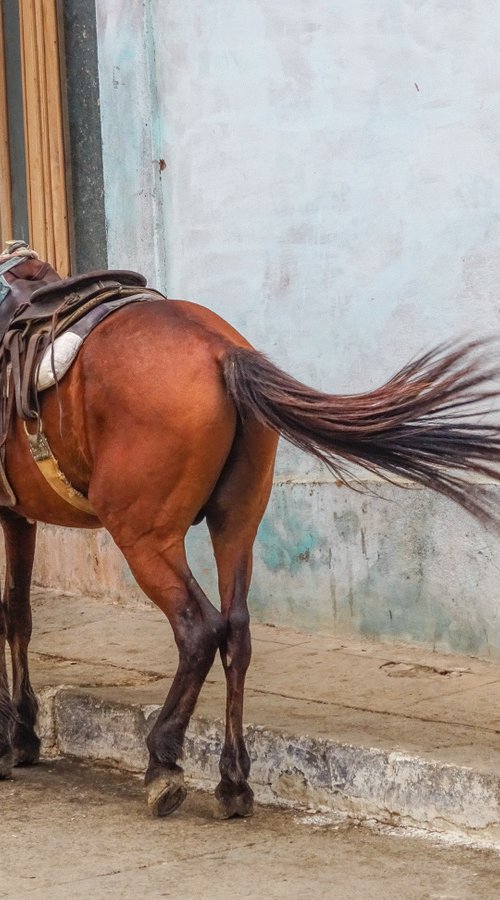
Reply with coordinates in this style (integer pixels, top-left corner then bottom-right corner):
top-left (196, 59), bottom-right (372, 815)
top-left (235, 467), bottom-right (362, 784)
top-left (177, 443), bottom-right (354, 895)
top-left (37, 332), bottom-right (83, 391)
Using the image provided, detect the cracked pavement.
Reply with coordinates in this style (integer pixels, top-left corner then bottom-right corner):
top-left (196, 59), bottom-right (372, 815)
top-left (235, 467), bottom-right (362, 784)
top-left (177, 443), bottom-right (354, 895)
top-left (2, 759), bottom-right (500, 899)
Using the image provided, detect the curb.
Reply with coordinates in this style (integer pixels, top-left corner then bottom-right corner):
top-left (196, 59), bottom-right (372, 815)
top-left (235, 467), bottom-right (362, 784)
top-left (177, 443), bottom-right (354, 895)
top-left (37, 687), bottom-right (500, 845)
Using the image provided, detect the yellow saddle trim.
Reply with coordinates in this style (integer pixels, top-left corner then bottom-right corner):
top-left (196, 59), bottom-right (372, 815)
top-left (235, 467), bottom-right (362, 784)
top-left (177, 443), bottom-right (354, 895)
top-left (24, 424), bottom-right (97, 516)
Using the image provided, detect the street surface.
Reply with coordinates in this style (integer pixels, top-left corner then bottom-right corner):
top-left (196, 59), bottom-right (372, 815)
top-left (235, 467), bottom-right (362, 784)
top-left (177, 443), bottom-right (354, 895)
top-left (1, 760), bottom-right (500, 899)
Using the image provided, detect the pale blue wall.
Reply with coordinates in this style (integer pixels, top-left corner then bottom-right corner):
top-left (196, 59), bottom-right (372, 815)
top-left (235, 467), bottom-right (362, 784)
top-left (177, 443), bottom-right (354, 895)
top-left (94, 1), bottom-right (500, 657)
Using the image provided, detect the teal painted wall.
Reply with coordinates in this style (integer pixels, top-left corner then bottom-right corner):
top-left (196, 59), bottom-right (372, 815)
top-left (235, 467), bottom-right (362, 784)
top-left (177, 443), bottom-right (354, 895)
top-left (84, 0), bottom-right (500, 657)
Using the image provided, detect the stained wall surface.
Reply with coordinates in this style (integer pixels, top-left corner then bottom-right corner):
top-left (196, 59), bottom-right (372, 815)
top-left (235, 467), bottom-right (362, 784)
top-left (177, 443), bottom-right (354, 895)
top-left (34, 1), bottom-right (500, 659)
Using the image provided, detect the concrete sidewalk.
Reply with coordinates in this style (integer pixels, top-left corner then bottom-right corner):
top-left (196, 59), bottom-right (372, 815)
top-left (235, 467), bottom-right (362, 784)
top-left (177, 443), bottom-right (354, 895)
top-left (27, 590), bottom-right (500, 845)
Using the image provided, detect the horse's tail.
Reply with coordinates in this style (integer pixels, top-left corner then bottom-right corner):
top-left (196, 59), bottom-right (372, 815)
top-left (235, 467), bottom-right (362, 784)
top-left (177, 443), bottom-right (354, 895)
top-left (222, 341), bottom-right (500, 524)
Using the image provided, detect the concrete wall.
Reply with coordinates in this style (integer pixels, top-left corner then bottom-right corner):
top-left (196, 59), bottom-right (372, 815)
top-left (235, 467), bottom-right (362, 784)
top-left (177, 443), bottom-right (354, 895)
top-left (34, 1), bottom-right (500, 658)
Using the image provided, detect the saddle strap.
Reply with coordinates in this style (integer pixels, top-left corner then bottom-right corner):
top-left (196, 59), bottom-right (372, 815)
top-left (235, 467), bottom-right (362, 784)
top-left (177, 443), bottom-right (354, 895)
top-left (6, 330), bottom-right (25, 423)
top-left (22, 332), bottom-right (48, 419)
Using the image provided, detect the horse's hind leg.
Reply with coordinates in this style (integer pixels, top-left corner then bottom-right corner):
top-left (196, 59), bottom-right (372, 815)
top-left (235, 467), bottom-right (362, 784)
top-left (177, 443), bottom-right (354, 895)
top-left (111, 534), bottom-right (225, 817)
top-left (0, 511), bottom-right (39, 766)
top-left (206, 421), bottom-right (278, 818)
top-left (0, 590), bottom-right (14, 776)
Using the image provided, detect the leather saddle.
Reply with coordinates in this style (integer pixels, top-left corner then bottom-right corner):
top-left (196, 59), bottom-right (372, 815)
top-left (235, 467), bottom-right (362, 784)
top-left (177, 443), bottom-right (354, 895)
top-left (0, 256), bottom-right (147, 331)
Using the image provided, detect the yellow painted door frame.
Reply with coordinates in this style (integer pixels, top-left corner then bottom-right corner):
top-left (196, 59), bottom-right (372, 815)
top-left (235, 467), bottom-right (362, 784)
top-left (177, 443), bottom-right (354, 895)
top-left (0, 0), bottom-right (71, 275)
top-left (0, 12), bottom-right (13, 246)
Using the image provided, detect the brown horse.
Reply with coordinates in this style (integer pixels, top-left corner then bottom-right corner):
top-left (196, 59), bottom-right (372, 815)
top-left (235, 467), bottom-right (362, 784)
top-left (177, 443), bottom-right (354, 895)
top-left (1, 265), bottom-right (500, 818)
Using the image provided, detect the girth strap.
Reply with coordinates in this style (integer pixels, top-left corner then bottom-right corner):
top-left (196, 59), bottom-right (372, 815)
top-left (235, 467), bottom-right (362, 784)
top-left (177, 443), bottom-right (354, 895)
top-left (24, 425), bottom-right (97, 517)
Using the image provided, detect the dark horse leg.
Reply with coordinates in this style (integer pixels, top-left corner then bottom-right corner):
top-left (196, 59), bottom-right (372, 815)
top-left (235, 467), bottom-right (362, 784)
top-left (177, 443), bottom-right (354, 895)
top-left (114, 536), bottom-right (225, 816)
top-left (206, 420), bottom-right (277, 818)
top-left (0, 571), bottom-right (13, 776)
top-left (0, 510), bottom-right (39, 768)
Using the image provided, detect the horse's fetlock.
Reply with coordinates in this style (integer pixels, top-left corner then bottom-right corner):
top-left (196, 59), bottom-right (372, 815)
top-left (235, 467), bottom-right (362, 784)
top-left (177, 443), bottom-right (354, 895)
top-left (15, 689), bottom-right (38, 727)
top-left (147, 721), bottom-right (183, 768)
top-left (219, 740), bottom-right (251, 783)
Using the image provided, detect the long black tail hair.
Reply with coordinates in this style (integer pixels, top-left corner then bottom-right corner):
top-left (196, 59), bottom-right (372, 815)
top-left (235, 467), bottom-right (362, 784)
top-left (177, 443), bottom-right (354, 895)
top-left (223, 340), bottom-right (500, 524)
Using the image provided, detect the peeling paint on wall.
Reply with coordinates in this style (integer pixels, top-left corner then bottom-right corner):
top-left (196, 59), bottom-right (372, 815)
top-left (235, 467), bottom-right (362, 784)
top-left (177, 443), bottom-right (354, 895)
top-left (258, 489), bottom-right (324, 576)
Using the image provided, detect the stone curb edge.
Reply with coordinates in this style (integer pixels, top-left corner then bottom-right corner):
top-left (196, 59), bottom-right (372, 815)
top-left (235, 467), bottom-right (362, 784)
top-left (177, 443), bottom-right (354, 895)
top-left (37, 686), bottom-right (500, 844)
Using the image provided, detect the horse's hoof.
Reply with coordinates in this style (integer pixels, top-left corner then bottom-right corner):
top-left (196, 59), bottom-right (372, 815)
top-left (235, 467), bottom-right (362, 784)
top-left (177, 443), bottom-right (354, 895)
top-left (0, 749), bottom-right (14, 780)
top-left (214, 781), bottom-right (254, 819)
top-left (13, 729), bottom-right (41, 767)
top-left (13, 744), bottom-right (40, 767)
top-left (147, 769), bottom-right (187, 817)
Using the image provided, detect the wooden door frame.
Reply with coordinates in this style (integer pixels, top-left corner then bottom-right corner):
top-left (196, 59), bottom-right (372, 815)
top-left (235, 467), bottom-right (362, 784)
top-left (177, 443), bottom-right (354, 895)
top-left (0, 14), bottom-right (13, 246)
top-left (0, 0), bottom-right (71, 275)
